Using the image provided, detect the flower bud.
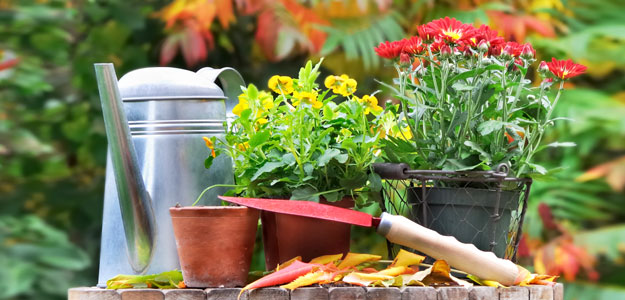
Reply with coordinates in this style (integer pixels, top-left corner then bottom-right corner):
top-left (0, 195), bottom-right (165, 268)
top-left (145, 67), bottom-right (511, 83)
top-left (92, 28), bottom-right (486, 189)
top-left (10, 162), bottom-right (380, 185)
top-left (399, 53), bottom-right (411, 67)
top-left (477, 40), bottom-right (489, 53)
top-left (539, 61), bottom-right (549, 73)
top-left (501, 44), bottom-right (515, 60)
top-left (439, 44), bottom-right (452, 59)
top-left (520, 43), bottom-right (535, 60)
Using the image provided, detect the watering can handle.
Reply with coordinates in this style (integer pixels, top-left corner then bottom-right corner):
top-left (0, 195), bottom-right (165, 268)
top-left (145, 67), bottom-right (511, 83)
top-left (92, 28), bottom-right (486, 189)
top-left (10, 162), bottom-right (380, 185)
top-left (196, 67), bottom-right (245, 126)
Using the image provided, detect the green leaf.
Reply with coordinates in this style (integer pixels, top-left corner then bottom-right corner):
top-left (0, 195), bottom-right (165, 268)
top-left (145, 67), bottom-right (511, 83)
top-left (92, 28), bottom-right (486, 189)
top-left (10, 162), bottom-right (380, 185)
top-left (368, 172), bottom-right (382, 192)
top-left (290, 186), bottom-right (319, 202)
top-left (251, 161), bottom-right (285, 181)
top-left (249, 130), bottom-right (271, 148)
top-left (526, 162), bottom-right (547, 175)
top-left (464, 141), bottom-right (491, 161)
top-left (204, 156), bottom-right (215, 169)
top-left (318, 148), bottom-right (340, 167)
top-left (477, 120), bottom-right (503, 136)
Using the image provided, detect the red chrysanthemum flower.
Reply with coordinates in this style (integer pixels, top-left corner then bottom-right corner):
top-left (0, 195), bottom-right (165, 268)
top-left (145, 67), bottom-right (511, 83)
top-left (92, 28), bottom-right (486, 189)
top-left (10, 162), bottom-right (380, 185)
top-left (419, 17), bottom-right (476, 44)
top-left (501, 41), bottom-right (522, 58)
top-left (417, 25), bottom-right (435, 41)
top-left (473, 25), bottom-right (505, 55)
top-left (428, 39), bottom-right (447, 53)
top-left (545, 58), bottom-right (587, 79)
top-left (402, 36), bottom-right (424, 55)
top-left (374, 40), bottom-right (405, 59)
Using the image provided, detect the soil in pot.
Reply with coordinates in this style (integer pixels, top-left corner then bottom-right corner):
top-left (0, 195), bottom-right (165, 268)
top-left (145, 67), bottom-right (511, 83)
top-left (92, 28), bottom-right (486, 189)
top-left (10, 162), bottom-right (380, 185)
top-left (407, 187), bottom-right (520, 258)
top-left (169, 206), bottom-right (259, 288)
top-left (261, 197), bottom-right (353, 270)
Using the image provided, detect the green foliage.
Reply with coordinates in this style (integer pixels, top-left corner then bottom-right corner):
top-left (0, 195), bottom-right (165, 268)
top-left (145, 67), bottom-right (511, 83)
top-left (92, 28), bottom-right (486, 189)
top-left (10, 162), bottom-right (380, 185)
top-left (0, 215), bottom-right (90, 298)
top-left (320, 13), bottom-right (405, 70)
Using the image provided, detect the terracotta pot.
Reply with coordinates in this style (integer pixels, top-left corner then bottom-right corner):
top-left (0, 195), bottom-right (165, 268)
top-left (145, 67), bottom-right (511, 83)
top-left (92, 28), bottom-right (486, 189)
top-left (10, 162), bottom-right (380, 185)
top-left (261, 197), bottom-right (353, 270)
top-left (169, 206), bottom-right (259, 287)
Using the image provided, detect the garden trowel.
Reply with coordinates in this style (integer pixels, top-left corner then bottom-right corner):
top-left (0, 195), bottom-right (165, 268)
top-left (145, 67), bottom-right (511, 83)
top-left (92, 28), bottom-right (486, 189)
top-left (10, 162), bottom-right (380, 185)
top-left (218, 195), bottom-right (524, 286)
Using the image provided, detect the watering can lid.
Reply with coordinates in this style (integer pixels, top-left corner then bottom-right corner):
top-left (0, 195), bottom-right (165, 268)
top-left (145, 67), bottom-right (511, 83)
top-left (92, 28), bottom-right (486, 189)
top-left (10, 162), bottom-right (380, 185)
top-left (118, 67), bottom-right (225, 101)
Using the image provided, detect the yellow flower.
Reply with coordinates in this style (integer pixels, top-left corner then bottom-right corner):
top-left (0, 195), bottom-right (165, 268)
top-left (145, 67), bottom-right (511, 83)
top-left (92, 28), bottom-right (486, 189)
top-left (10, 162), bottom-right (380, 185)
top-left (256, 118), bottom-right (268, 125)
top-left (292, 90), bottom-right (322, 109)
top-left (232, 95), bottom-right (249, 116)
top-left (338, 78), bottom-right (357, 96)
top-left (325, 74), bottom-right (350, 94)
top-left (268, 75), bottom-right (294, 94)
top-left (202, 136), bottom-right (216, 158)
top-left (340, 128), bottom-right (352, 137)
top-left (391, 126), bottom-right (413, 140)
top-left (258, 91), bottom-right (274, 110)
top-left (360, 95), bottom-right (383, 115)
top-left (236, 142), bottom-right (250, 151)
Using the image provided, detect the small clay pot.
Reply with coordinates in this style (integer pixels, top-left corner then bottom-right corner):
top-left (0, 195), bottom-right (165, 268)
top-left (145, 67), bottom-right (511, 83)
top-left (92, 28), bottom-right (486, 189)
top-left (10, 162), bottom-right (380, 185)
top-left (261, 197), bottom-right (353, 270)
top-left (170, 206), bottom-right (259, 287)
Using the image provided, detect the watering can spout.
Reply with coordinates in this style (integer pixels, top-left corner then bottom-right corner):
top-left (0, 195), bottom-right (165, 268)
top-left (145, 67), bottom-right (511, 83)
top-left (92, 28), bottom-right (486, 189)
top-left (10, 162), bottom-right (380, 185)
top-left (94, 63), bottom-right (156, 273)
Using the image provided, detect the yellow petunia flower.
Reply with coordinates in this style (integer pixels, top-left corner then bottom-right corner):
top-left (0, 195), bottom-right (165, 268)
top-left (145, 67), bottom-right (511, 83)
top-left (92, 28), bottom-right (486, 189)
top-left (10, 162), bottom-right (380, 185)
top-left (258, 91), bottom-right (274, 110)
top-left (236, 142), bottom-right (250, 151)
top-left (232, 95), bottom-right (249, 117)
top-left (292, 90), bottom-right (322, 109)
top-left (360, 95), bottom-right (383, 115)
top-left (325, 74), bottom-right (350, 94)
top-left (338, 78), bottom-right (357, 96)
top-left (392, 126), bottom-right (413, 140)
top-left (268, 75), bottom-right (294, 94)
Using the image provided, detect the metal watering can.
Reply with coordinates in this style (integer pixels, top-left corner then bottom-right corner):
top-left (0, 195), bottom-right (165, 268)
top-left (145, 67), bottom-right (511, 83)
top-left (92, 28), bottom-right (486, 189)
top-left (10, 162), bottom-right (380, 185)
top-left (94, 63), bottom-right (244, 287)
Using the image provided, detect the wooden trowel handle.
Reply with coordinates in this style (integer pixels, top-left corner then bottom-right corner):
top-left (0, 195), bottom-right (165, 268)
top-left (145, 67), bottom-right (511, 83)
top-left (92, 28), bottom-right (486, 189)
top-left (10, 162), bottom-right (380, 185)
top-left (377, 213), bottom-right (521, 286)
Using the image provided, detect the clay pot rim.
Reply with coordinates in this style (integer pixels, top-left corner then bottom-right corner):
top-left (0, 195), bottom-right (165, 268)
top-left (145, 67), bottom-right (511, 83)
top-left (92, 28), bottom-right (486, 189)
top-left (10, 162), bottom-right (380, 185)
top-left (170, 205), bottom-right (258, 218)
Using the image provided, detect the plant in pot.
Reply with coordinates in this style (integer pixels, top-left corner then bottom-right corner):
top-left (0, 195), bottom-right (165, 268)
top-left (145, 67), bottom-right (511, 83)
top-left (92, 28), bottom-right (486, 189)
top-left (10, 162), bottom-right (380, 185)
top-left (200, 60), bottom-right (385, 269)
top-left (375, 17), bottom-right (586, 258)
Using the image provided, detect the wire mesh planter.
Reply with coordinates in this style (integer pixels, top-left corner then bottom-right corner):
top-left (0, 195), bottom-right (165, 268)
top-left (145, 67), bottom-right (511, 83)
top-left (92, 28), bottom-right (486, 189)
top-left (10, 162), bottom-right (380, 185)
top-left (373, 163), bottom-right (532, 263)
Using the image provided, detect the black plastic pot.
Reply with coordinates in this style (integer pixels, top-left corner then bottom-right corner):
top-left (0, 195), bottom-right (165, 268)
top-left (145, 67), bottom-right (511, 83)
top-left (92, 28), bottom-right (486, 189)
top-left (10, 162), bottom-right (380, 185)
top-left (407, 187), bottom-right (520, 258)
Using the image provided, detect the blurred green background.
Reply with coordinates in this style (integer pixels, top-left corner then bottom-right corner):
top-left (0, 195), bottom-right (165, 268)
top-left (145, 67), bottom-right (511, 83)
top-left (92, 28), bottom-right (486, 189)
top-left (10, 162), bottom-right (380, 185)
top-left (1, 0), bottom-right (624, 299)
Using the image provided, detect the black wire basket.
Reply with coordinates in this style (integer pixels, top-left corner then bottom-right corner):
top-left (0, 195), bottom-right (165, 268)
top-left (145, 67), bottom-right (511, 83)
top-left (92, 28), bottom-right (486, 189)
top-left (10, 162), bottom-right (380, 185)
top-left (373, 163), bottom-right (532, 262)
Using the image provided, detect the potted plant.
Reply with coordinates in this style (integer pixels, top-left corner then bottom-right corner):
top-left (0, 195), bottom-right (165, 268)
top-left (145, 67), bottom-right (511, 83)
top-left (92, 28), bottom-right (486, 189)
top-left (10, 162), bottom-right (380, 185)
top-left (375, 17), bottom-right (586, 256)
top-left (200, 60), bottom-right (385, 269)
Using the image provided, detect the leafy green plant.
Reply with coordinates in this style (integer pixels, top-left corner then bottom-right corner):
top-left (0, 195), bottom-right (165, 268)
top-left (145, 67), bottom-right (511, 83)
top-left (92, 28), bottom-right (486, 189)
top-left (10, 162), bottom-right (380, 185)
top-left (0, 215), bottom-right (90, 299)
top-left (376, 17), bottom-right (586, 178)
top-left (200, 60), bottom-right (384, 207)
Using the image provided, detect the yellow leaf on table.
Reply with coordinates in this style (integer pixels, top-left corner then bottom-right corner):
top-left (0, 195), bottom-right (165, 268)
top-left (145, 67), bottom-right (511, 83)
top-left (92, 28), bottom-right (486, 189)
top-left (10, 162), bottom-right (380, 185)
top-left (467, 274), bottom-right (504, 287)
top-left (277, 256), bottom-right (302, 271)
top-left (336, 253), bottom-right (381, 269)
top-left (281, 271), bottom-right (326, 290)
top-left (342, 272), bottom-right (394, 286)
top-left (391, 249), bottom-right (426, 267)
top-left (402, 260), bottom-right (472, 287)
top-left (377, 266), bottom-right (411, 277)
top-left (309, 253), bottom-right (343, 265)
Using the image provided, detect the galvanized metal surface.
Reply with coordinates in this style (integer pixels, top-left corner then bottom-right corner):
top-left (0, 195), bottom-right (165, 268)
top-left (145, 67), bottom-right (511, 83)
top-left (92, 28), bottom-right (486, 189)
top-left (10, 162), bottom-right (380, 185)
top-left (95, 63), bottom-right (156, 274)
top-left (96, 64), bottom-right (244, 287)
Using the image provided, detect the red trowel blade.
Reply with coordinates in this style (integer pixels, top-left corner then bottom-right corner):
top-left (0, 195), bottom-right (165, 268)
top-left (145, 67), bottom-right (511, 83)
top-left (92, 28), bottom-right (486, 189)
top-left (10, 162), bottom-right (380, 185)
top-left (218, 196), bottom-right (375, 227)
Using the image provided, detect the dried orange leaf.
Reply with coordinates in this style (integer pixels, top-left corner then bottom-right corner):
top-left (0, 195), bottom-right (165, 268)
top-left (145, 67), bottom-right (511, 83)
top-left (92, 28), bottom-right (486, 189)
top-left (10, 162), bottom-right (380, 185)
top-left (242, 260), bottom-right (315, 293)
top-left (391, 249), bottom-right (426, 267)
top-left (336, 253), bottom-right (381, 269)
top-left (309, 253), bottom-right (343, 265)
